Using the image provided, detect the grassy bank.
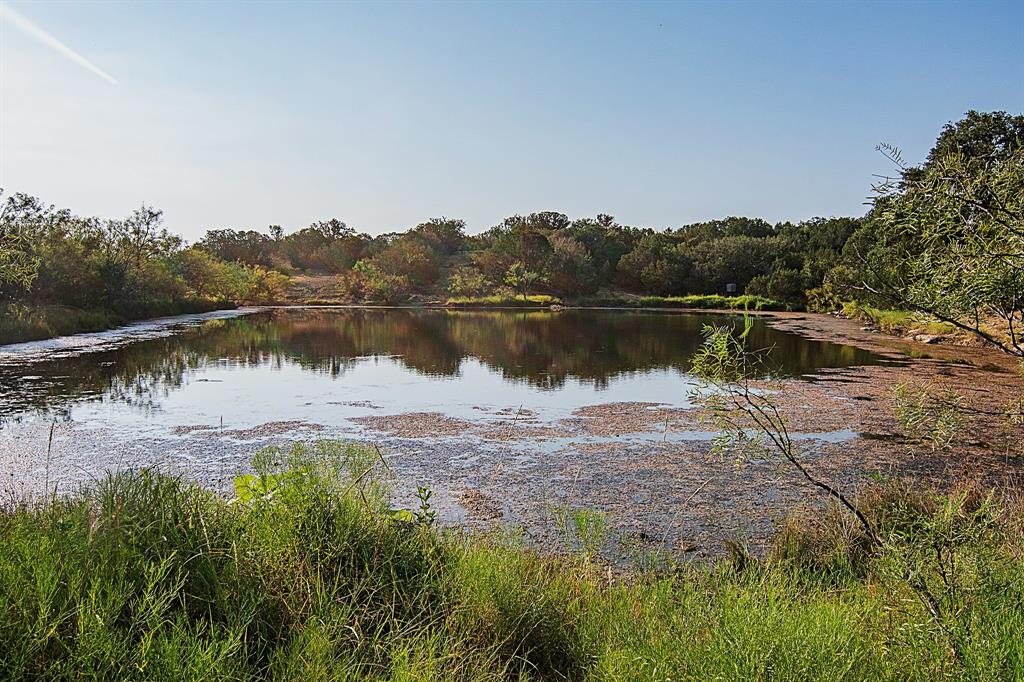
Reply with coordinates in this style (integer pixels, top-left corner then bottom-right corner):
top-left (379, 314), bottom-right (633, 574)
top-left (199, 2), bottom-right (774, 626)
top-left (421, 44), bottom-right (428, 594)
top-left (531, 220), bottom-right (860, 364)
top-left (446, 294), bottom-right (562, 307)
top-left (2, 441), bottom-right (1021, 680)
top-left (439, 293), bottom-right (785, 311)
top-left (0, 300), bottom-right (236, 345)
top-left (840, 302), bottom-right (956, 337)
top-left (634, 294), bottom-right (787, 311)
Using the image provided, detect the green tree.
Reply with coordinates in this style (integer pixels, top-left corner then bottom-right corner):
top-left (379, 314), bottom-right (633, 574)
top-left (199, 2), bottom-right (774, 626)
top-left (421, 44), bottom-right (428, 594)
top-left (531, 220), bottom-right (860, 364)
top-left (504, 262), bottom-right (545, 300)
top-left (746, 268), bottom-right (805, 308)
top-left (116, 205), bottom-right (176, 271)
top-left (616, 232), bottom-right (691, 295)
top-left (371, 236), bottom-right (441, 286)
top-left (863, 141), bottom-right (1024, 358)
top-left (339, 260), bottom-right (411, 303)
top-left (173, 248), bottom-right (232, 299)
top-left (547, 233), bottom-right (598, 295)
top-left (683, 235), bottom-right (775, 293)
top-left (410, 218), bottom-right (466, 255)
top-left (198, 229), bottom-right (274, 266)
top-left (925, 110), bottom-right (1024, 168)
top-left (0, 191), bottom-right (44, 292)
top-left (446, 268), bottom-right (490, 297)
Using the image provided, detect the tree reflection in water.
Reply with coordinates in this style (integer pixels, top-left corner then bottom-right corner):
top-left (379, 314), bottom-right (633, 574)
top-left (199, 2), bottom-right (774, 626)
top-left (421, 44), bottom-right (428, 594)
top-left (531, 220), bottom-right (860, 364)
top-left (0, 308), bottom-right (886, 419)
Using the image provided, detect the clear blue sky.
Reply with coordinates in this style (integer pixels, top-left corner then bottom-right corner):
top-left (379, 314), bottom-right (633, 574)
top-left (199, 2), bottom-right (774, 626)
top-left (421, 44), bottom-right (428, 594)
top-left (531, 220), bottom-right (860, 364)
top-left (1, 0), bottom-right (1021, 240)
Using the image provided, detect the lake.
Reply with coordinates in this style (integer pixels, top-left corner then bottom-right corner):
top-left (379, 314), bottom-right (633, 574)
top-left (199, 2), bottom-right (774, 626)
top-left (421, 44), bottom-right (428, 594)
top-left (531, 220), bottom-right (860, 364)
top-left (0, 307), bottom-right (885, 434)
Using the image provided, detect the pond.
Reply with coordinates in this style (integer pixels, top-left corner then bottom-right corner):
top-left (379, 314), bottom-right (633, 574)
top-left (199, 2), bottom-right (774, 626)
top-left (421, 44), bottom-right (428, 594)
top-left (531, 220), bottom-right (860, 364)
top-left (0, 306), bottom-right (899, 551)
top-left (0, 307), bottom-right (886, 434)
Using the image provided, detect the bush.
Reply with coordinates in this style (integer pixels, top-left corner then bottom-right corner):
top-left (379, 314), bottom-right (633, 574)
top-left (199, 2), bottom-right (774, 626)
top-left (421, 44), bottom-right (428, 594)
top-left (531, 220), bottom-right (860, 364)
top-left (745, 268), bottom-right (806, 308)
top-left (446, 269), bottom-right (491, 298)
top-left (338, 261), bottom-right (412, 303)
top-left (0, 304), bottom-right (119, 344)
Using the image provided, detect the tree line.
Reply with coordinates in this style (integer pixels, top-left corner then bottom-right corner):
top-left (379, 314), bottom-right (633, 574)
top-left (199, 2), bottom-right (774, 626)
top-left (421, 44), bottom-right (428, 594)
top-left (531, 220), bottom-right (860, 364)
top-left (2, 110), bottom-right (1020, 355)
top-left (191, 212), bottom-right (859, 307)
top-left (0, 197), bottom-right (289, 314)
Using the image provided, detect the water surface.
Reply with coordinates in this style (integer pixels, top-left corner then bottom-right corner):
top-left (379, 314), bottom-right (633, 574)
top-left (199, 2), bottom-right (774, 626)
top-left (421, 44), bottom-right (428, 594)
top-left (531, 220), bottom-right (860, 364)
top-left (0, 307), bottom-right (887, 437)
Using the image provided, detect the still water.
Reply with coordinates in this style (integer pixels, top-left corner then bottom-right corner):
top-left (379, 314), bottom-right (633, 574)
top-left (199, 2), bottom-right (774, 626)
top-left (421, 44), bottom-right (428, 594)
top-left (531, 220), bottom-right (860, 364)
top-left (0, 307), bottom-right (885, 438)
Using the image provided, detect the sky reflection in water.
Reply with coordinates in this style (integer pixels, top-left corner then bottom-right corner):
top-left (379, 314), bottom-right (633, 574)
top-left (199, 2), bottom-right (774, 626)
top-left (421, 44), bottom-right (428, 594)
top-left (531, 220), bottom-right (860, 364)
top-left (0, 308), bottom-right (888, 436)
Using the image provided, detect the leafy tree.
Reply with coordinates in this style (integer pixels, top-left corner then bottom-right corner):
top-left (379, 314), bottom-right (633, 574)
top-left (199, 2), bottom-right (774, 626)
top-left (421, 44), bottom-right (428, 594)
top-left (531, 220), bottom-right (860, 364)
top-left (116, 205), bottom-right (176, 271)
top-left (683, 235), bottom-right (776, 293)
top-left (0, 191), bottom-right (45, 292)
top-left (616, 233), bottom-right (691, 295)
top-left (173, 248), bottom-right (232, 299)
top-left (477, 214), bottom-right (556, 278)
top-left (198, 229), bottom-right (274, 267)
top-left (446, 269), bottom-right (490, 297)
top-left (410, 218), bottom-right (466, 255)
top-left (310, 218), bottom-right (354, 241)
top-left (746, 268), bottom-right (804, 308)
top-left (547, 233), bottom-right (598, 295)
top-left (564, 215), bottom-right (635, 281)
top-left (338, 260), bottom-right (411, 303)
top-left (504, 262), bottom-right (545, 300)
top-left (370, 236), bottom-right (441, 286)
top-left (863, 144), bottom-right (1024, 358)
top-left (234, 264), bottom-right (290, 304)
top-left (925, 110), bottom-right (1024, 168)
top-left (678, 216), bottom-right (774, 241)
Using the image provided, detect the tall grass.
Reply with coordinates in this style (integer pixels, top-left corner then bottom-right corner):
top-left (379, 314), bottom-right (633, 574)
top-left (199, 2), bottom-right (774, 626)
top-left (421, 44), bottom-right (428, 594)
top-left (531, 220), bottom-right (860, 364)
top-left (841, 301), bottom-right (955, 336)
top-left (1, 441), bottom-right (1021, 680)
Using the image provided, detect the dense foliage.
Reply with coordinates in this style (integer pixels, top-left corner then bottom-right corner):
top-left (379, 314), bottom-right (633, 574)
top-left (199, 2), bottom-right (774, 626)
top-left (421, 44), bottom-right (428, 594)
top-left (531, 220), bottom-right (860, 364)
top-left (196, 110), bottom-right (1020, 322)
top-left (196, 211), bottom-right (856, 307)
top-left (849, 111), bottom-right (1024, 357)
top-left (0, 193), bottom-right (289, 342)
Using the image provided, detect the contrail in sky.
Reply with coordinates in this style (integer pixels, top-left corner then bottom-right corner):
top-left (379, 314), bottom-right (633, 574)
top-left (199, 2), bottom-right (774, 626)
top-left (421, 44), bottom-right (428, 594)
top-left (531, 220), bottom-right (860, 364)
top-left (0, 1), bottom-right (117, 84)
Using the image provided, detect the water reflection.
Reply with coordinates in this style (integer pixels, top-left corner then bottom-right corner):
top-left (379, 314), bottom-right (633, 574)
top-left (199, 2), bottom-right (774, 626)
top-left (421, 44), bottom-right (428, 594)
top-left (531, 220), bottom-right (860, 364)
top-left (0, 308), bottom-right (886, 420)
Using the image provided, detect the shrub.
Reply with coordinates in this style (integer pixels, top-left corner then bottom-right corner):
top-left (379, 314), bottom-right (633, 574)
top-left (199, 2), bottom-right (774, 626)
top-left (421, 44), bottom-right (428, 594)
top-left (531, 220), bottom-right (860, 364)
top-left (338, 260), bottom-right (412, 303)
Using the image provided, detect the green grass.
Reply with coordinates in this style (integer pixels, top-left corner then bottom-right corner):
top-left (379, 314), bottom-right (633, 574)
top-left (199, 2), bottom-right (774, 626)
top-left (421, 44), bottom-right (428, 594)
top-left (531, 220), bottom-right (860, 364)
top-left (841, 302), bottom-right (956, 336)
top-left (0, 300), bottom-right (234, 345)
top-left (636, 294), bottom-right (788, 311)
top-left (2, 441), bottom-right (1022, 680)
top-left (446, 294), bottom-right (562, 307)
